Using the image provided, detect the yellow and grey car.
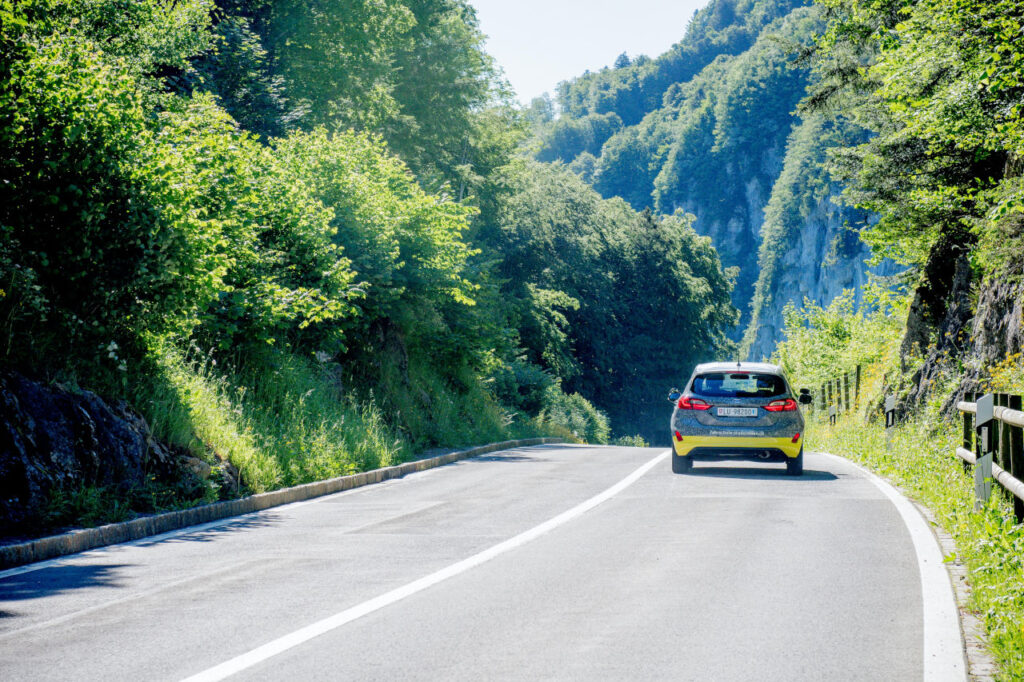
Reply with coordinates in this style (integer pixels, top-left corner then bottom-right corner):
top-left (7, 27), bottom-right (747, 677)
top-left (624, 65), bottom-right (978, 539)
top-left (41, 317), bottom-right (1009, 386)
top-left (668, 362), bottom-right (812, 476)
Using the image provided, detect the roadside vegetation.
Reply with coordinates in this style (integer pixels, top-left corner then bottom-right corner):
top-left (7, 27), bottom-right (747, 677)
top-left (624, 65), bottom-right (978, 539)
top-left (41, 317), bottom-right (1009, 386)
top-left (3, 0), bottom-right (739, 534)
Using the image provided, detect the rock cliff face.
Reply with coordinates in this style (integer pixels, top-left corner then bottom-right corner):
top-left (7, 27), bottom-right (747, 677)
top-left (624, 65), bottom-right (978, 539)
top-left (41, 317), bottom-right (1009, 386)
top-left (743, 196), bottom-right (881, 361)
top-left (541, 2), bottom-right (877, 355)
top-left (739, 115), bottom-right (894, 360)
top-left (942, 266), bottom-right (1024, 413)
top-left (667, 145), bottom-right (787, 334)
top-left (0, 372), bottom-right (210, 536)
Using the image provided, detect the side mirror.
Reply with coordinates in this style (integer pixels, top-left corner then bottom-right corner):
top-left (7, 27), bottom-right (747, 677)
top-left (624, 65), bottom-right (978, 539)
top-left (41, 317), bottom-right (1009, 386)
top-left (668, 389), bottom-right (681, 403)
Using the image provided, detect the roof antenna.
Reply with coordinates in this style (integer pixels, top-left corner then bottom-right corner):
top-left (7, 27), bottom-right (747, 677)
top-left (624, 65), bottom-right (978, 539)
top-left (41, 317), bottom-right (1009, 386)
top-left (736, 361), bottom-right (742, 368)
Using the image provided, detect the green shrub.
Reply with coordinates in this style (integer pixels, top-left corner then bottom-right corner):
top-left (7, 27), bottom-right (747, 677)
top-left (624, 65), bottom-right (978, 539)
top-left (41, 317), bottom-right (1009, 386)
top-left (538, 383), bottom-right (610, 444)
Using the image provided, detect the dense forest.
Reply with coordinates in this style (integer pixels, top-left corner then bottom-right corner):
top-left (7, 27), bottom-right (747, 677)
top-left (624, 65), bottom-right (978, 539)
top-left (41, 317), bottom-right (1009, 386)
top-left (0, 0), bottom-right (738, 531)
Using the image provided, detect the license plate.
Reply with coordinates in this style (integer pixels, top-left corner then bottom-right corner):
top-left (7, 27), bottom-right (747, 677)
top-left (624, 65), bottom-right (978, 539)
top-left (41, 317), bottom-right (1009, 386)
top-left (717, 407), bottom-right (758, 418)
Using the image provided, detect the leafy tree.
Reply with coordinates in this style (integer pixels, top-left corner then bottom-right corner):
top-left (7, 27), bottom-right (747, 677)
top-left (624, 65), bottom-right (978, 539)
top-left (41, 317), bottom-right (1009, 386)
top-left (0, 11), bottom-right (230, 377)
top-left (478, 162), bottom-right (737, 439)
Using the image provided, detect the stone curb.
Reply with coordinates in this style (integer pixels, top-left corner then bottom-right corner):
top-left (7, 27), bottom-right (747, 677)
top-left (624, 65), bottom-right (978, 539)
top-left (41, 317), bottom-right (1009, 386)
top-left (0, 437), bottom-right (564, 570)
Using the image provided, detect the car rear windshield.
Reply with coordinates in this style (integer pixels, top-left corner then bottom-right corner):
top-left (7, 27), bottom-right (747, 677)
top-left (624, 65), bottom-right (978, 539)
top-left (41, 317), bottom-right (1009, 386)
top-left (689, 372), bottom-right (787, 398)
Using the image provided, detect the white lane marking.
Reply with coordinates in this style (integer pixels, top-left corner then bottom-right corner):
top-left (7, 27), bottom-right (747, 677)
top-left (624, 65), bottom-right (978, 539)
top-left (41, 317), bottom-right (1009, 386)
top-left (0, 445), bottom-right (557, 581)
top-left (181, 449), bottom-right (670, 682)
top-left (818, 452), bottom-right (966, 681)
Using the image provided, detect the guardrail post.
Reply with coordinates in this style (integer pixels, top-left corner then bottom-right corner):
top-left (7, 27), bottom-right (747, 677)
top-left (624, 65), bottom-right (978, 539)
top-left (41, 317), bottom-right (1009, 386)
top-left (1010, 394), bottom-right (1024, 522)
top-left (975, 394), bottom-right (995, 510)
top-left (962, 392), bottom-right (974, 474)
top-left (997, 393), bottom-right (1011, 475)
top-left (884, 394), bottom-right (895, 451)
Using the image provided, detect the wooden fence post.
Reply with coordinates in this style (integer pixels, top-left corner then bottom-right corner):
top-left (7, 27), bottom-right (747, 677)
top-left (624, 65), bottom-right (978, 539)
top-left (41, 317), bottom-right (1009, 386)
top-left (855, 365), bottom-right (861, 407)
top-left (826, 382), bottom-right (832, 411)
top-left (836, 378), bottom-right (843, 414)
top-left (1010, 394), bottom-right (1024, 522)
top-left (843, 373), bottom-right (851, 413)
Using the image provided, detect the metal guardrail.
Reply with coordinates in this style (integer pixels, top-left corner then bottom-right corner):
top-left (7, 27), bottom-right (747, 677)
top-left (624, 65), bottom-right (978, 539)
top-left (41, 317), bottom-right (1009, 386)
top-left (956, 392), bottom-right (1024, 521)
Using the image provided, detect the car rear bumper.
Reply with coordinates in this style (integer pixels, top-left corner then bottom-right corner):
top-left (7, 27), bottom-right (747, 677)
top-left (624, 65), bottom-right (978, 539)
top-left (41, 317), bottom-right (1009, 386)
top-left (672, 435), bottom-right (802, 459)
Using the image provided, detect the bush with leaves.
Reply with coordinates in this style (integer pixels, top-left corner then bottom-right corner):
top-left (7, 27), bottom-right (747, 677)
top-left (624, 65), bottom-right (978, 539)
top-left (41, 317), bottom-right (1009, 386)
top-left (539, 383), bottom-right (610, 445)
top-left (0, 32), bottom-right (226, 378)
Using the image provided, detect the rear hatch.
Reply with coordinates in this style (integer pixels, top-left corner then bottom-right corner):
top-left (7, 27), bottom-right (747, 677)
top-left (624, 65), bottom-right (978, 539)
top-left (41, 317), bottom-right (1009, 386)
top-left (685, 371), bottom-right (793, 430)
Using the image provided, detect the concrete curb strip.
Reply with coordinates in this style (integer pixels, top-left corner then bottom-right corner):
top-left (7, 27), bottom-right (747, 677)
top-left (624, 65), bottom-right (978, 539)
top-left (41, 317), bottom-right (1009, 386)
top-left (0, 437), bottom-right (563, 570)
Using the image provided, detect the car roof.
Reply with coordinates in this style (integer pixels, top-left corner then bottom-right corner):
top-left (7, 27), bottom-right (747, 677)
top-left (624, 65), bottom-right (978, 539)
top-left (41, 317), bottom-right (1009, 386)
top-left (691, 361), bottom-right (784, 376)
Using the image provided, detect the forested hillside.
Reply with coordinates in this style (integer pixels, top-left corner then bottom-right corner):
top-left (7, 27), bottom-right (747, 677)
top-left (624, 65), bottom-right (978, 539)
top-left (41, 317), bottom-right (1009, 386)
top-left (532, 0), bottom-right (887, 356)
top-left (0, 0), bottom-right (741, 533)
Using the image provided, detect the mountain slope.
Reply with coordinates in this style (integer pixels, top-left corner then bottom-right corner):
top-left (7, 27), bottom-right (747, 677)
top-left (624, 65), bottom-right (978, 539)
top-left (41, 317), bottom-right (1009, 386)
top-left (535, 0), bottom-right (880, 357)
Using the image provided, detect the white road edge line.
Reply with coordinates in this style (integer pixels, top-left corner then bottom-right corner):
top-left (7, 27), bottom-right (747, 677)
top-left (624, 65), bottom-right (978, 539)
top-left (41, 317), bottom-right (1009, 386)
top-left (818, 452), bottom-right (966, 681)
top-left (180, 449), bottom-right (670, 682)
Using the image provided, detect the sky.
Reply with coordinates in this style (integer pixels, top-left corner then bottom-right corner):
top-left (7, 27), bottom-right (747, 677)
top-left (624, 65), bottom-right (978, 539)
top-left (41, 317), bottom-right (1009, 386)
top-left (469, 0), bottom-right (712, 105)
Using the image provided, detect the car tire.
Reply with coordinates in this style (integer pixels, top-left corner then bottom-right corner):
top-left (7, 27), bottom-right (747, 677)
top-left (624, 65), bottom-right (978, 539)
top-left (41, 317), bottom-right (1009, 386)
top-left (786, 447), bottom-right (804, 476)
top-left (672, 452), bottom-right (693, 474)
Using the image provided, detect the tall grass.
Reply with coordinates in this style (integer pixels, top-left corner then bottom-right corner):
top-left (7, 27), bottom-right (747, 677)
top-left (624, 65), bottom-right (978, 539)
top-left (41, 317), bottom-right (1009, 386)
top-left (132, 340), bottom-right (573, 498)
top-left (135, 341), bottom-right (412, 493)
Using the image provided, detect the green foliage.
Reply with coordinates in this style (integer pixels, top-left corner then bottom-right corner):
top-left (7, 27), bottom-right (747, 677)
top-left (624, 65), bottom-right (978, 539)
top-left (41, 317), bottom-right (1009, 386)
top-left (612, 434), bottom-right (650, 447)
top-left (479, 162), bottom-right (737, 439)
top-left (138, 341), bottom-right (406, 492)
top-left (536, 112), bottom-right (624, 164)
top-left (807, 0), bottom-right (1024, 275)
top-left (538, 383), bottom-right (611, 445)
top-left (553, 0), bottom-right (808, 128)
top-left (0, 34), bottom-right (228, 378)
top-left (772, 285), bottom-right (906, 389)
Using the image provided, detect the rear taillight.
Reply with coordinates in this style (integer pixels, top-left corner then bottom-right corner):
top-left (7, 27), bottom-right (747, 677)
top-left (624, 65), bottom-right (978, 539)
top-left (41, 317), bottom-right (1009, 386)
top-left (764, 398), bottom-right (798, 412)
top-left (792, 432), bottom-right (801, 443)
top-left (677, 396), bottom-right (712, 410)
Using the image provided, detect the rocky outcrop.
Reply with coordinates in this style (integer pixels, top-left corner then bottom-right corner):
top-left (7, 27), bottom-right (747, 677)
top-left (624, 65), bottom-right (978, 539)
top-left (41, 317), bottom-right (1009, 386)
top-left (942, 266), bottom-right (1024, 414)
top-left (0, 371), bottom-right (209, 535)
top-left (743, 193), bottom-right (885, 361)
top-left (740, 114), bottom-right (899, 360)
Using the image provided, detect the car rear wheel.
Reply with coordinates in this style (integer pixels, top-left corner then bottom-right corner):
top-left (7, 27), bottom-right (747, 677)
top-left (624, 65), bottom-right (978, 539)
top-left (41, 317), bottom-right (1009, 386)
top-left (786, 447), bottom-right (804, 476)
top-left (672, 452), bottom-right (693, 474)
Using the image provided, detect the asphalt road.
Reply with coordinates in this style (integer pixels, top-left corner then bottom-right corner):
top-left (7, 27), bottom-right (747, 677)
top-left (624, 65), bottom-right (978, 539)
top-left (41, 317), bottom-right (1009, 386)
top-left (0, 445), bottom-right (961, 680)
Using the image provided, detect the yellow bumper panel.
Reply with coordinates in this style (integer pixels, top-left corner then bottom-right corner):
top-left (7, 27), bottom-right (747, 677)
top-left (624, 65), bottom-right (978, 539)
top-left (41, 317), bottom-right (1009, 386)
top-left (673, 435), bottom-right (801, 459)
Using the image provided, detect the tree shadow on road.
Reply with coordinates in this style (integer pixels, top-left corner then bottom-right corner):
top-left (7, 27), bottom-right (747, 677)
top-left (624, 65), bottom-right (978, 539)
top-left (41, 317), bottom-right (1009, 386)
top-left (685, 467), bottom-right (838, 481)
top-left (0, 563), bottom-right (129, 603)
top-left (131, 513), bottom-right (279, 548)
